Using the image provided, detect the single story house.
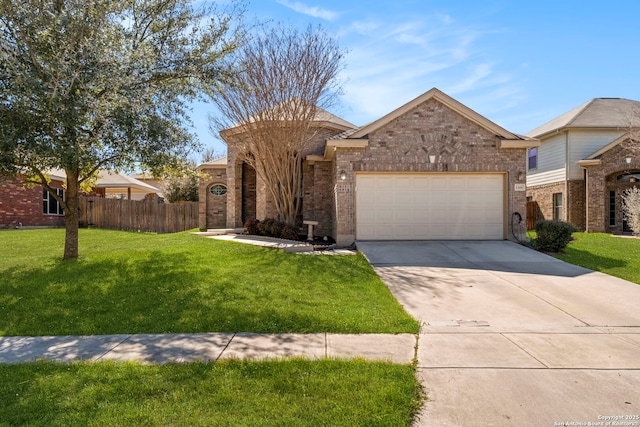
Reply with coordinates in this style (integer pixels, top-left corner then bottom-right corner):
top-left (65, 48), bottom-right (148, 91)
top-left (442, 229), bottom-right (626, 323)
top-left (0, 170), bottom-right (161, 229)
top-left (525, 98), bottom-right (640, 233)
top-left (199, 88), bottom-right (539, 245)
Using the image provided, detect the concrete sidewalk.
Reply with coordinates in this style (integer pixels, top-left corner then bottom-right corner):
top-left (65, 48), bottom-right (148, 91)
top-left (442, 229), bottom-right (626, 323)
top-left (0, 333), bottom-right (416, 365)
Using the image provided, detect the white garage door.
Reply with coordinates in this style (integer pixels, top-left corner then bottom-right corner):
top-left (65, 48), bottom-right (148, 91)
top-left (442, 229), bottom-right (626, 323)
top-left (356, 174), bottom-right (505, 240)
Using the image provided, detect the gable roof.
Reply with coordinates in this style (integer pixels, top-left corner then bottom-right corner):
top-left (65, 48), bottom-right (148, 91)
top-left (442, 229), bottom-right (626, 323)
top-left (220, 102), bottom-right (356, 138)
top-left (582, 132), bottom-right (637, 161)
top-left (44, 168), bottom-right (161, 193)
top-left (94, 170), bottom-right (161, 193)
top-left (345, 87), bottom-right (524, 141)
top-left (527, 98), bottom-right (640, 138)
top-left (308, 88), bottom-right (537, 162)
top-left (197, 156), bottom-right (228, 170)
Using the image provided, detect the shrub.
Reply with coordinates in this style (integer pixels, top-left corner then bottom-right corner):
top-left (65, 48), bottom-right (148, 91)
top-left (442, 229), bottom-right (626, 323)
top-left (258, 218), bottom-right (278, 236)
top-left (622, 187), bottom-right (640, 235)
top-left (244, 219), bottom-right (260, 235)
top-left (245, 218), bottom-right (299, 240)
top-left (533, 220), bottom-right (577, 252)
top-left (280, 224), bottom-right (300, 240)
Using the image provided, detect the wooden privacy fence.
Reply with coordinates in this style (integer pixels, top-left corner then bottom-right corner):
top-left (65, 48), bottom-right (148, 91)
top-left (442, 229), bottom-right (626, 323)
top-left (526, 200), bottom-right (541, 230)
top-left (79, 197), bottom-right (198, 233)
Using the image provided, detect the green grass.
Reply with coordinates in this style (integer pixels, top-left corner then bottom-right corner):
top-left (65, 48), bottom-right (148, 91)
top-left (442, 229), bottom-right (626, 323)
top-left (553, 232), bottom-right (640, 284)
top-left (0, 359), bottom-right (422, 426)
top-left (0, 229), bottom-right (419, 336)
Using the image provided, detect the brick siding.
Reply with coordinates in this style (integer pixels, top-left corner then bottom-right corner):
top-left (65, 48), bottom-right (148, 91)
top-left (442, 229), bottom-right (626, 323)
top-left (0, 176), bottom-right (65, 228)
top-left (198, 166), bottom-right (228, 230)
top-left (583, 138), bottom-right (640, 233)
top-left (333, 98), bottom-right (527, 244)
top-left (526, 181), bottom-right (565, 223)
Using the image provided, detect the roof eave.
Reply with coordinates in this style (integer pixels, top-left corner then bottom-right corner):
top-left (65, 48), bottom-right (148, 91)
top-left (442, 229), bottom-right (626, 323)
top-left (577, 159), bottom-right (602, 167)
top-left (311, 138), bottom-right (369, 161)
top-left (499, 138), bottom-right (540, 149)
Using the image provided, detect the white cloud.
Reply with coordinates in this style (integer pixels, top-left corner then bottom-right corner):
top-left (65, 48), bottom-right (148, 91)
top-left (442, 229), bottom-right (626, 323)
top-left (447, 63), bottom-right (494, 94)
top-left (275, 0), bottom-right (340, 21)
top-left (328, 10), bottom-right (527, 127)
top-left (437, 13), bottom-right (454, 25)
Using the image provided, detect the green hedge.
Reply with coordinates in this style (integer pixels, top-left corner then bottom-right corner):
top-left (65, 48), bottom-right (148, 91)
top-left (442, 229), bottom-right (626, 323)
top-left (533, 220), bottom-right (577, 252)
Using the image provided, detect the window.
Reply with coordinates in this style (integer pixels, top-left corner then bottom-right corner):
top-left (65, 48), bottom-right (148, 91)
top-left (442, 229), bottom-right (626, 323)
top-left (553, 193), bottom-right (563, 221)
top-left (43, 188), bottom-right (64, 215)
top-left (609, 191), bottom-right (616, 227)
top-left (528, 148), bottom-right (538, 170)
top-left (209, 184), bottom-right (227, 196)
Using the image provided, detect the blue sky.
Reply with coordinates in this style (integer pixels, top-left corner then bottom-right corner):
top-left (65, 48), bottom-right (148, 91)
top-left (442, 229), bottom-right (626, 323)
top-left (194, 0), bottom-right (640, 156)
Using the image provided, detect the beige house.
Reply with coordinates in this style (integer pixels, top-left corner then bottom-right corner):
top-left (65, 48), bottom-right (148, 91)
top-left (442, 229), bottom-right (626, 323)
top-left (526, 98), bottom-right (640, 233)
top-left (200, 88), bottom-right (539, 245)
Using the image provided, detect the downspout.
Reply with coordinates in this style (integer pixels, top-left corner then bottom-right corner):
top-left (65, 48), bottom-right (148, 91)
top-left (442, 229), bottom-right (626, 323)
top-left (564, 131), bottom-right (569, 222)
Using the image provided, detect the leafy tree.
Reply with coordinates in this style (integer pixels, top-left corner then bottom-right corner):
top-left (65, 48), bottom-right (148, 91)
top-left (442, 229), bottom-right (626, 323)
top-left (211, 24), bottom-right (344, 225)
top-left (0, 0), bottom-right (245, 259)
top-left (162, 160), bottom-right (200, 203)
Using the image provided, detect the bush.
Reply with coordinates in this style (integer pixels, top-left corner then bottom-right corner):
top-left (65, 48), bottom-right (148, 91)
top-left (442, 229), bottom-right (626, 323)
top-left (280, 224), bottom-right (300, 240)
top-left (244, 218), bottom-right (300, 240)
top-left (622, 187), bottom-right (640, 235)
top-left (532, 220), bottom-right (577, 252)
top-left (244, 219), bottom-right (260, 235)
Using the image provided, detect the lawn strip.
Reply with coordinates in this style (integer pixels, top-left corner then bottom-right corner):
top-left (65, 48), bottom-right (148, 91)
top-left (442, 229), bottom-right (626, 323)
top-left (0, 359), bottom-right (421, 426)
top-left (554, 232), bottom-right (640, 284)
top-left (0, 229), bottom-right (419, 335)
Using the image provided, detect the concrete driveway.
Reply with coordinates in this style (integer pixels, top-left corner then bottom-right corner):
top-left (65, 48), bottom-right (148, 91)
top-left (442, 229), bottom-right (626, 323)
top-left (358, 240), bottom-right (640, 427)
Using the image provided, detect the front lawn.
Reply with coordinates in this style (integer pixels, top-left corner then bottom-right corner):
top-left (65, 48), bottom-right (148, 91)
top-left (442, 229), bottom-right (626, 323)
top-left (0, 229), bottom-right (419, 336)
top-left (554, 232), bottom-right (640, 284)
top-left (0, 359), bottom-right (422, 426)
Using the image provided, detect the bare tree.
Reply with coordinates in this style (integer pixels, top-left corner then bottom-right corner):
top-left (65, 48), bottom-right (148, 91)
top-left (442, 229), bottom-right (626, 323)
top-left (200, 146), bottom-right (225, 163)
top-left (211, 24), bottom-right (343, 225)
top-left (622, 187), bottom-right (640, 235)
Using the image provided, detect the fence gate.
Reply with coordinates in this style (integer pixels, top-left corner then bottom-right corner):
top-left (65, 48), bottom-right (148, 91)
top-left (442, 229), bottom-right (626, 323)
top-left (526, 201), bottom-right (540, 230)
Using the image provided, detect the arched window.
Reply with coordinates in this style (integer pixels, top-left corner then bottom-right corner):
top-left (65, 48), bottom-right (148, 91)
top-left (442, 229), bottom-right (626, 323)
top-left (616, 172), bottom-right (640, 184)
top-left (209, 184), bottom-right (227, 196)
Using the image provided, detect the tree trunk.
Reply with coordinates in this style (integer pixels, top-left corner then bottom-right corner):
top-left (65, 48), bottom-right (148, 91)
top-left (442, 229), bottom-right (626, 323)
top-left (63, 169), bottom-right (80, 260)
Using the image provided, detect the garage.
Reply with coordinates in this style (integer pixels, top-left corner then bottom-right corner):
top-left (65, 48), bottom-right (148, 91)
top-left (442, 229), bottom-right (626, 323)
top-left (356, 173), bottom-right (505, 240)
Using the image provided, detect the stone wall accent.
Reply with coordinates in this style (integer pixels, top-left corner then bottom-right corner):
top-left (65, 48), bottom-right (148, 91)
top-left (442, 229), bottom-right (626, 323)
top-left (0, 176), bottom-right (65, 229)
top-left (583, 138), bottom-right (640, 233)
top-left (333, 98), bottom-right (528, 245)
top-left (526, 181), bottom-right (565, 223)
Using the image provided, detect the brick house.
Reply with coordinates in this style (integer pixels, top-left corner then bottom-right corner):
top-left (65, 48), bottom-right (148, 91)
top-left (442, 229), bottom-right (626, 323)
top-left (199, 88), bottom-right (539, 245)
top-left (0, 170), bottom-right (67, 229)
top-left (525, 98), bottom-right (640, 233)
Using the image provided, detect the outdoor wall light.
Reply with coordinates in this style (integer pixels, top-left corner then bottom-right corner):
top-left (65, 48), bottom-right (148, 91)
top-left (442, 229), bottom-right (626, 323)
top-left (626, 157), bottom-right (632, 164)
top-left (517, 171), bottom-right (524, 181)
top-left (339, 170), bottom-right (347, 180)
top-left (429, 155), bottom-right (436, 163)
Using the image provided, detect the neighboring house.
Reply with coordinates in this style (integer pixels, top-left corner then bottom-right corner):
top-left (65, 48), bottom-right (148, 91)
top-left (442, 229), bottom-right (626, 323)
top-left (131, 172), bottom-right (165, 201)
top-left (0, 170), bottom-right (67, 229)
top-left (95, 170), bottom-right (162, 200)
top-left (200, 88), bottom-right (538, 245)
top-left (0, 169), bottom-right (162, 229)
top-left (525, 98), bottom-right (640, 233)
